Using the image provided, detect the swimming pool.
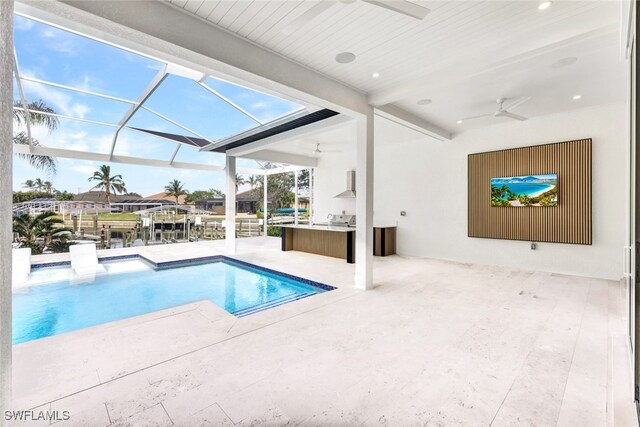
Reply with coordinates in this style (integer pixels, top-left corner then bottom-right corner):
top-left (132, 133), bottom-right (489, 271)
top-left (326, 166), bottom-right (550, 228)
top-left (13, 256), bottom-right (334, 344)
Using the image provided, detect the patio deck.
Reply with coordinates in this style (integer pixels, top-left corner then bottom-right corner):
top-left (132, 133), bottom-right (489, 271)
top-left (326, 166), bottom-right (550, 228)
top-left (9, 237), bottom-right (636, 426)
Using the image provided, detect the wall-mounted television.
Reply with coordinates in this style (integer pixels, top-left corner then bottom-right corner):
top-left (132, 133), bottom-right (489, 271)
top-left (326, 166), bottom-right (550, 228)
top-left (490, 173), bottom-right (558, 207)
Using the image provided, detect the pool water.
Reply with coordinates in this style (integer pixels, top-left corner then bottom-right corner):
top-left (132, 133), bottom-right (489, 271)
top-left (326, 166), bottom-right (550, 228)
top-left (13, 258), bottom-right (330, 344)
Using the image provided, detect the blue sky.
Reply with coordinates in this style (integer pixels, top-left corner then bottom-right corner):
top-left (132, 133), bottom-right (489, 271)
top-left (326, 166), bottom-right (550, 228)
top-left (12, 15), bottom-right (302, 196)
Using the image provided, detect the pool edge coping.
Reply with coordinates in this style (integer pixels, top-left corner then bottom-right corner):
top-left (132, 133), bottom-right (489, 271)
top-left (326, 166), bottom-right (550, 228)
top-left (30, 253), bottom-right (337, 293)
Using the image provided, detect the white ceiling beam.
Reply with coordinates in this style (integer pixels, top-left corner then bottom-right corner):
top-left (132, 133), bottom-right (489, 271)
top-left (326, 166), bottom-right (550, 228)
top-left (16, 0), bottom-right (370, 118)
top-left (226, 114), bottom-right (353, 157)
top-left (240, 150), bottom-right (318, 168)
top-left (201, 109), bottom-right (310, 152)
top-left (109, 65), bottom-right (168, 160)
top-left (368, 25), bottom-right (618, 107)
top-left (141, 105), bottom-right (214, 145)
top-left (13, 143), bottom-right (261, 174)
top-left (20, 75), bottom-right (135, 104)
top-left (198, 80), bottom-right (263, 125)
top-left (13, 51), bottom-right (33, 149)
top-left (374, 105), bottom-right (451, 141)
top-left (263, 165), bottom-right (308, 176)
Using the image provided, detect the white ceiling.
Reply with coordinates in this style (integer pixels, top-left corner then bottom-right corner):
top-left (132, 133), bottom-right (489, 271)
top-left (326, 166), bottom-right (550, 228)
top-left (165, 0), bottom-right (627, 151)
top-left (271, 123), bottom-right (356, 157)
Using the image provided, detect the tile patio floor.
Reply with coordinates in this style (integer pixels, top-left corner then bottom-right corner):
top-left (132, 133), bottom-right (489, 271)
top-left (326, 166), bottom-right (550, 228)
top-left (9, 237), bottom-right (638, 426)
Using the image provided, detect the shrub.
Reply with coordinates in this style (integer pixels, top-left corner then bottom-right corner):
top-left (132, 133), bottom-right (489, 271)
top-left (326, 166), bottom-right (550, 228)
top-left (267, 226), bottom-right (281, 237)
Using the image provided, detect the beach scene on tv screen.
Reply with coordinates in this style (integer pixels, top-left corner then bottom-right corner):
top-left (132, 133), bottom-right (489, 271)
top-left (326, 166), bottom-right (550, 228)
top-left (490, 173), bottom-right (558, 207)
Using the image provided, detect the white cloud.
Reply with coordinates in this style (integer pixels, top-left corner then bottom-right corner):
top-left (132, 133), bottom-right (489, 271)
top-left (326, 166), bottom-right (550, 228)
top-left (38, 27), bottom-right (78, 56)
top-left (22, 80), bottom-right (92, 119)
top-left (71, 162), bottom-right (99, 177)
top-left (250, 101), bottom-right (270, 110)
top-left (14, 16), bottom-right (34, 31)
top-left (19, 67), bottom-right (45, 80)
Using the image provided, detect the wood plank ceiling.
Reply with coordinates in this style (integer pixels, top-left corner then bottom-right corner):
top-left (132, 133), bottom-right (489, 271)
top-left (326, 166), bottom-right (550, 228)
top-left (165, 1), bottom-right (625, 133)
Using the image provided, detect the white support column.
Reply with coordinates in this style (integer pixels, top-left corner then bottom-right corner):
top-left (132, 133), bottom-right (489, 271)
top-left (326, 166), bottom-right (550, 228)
top-left (355, 109), bottom-right (374, 290)
top-left (309, 168), bottom-right (314, 225)
top-left (0, 0), bottom-right (13, 420)
top-left (225, 155), bottom-right (236, 254)
top-left (294, 171), bottom-right (299, 225)
top-left (263, 174), bottom-right (268, 237)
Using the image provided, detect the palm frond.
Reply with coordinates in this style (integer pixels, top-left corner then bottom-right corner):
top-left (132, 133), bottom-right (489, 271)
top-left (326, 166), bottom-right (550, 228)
top-left (13, 132), bottom-right (57, 175)
top-left (13, 100), bottom-right (59, 132)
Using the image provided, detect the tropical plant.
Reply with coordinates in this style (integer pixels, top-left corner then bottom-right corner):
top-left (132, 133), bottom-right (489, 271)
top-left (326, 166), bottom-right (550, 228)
top-left (235, 174), bottom-right (247, 192)
top-left (13, 211), bottom-right (73, 255)
top-left (88, 165), bottom-right (127, 206)
top-left (33, 178), bottom-right (45, 192)
top-left (22, 179), bottom-right (35, 190)
top-left (518, 194), bottom-right (532, 206)
top-left (47, 235), bottom-right (75, 254)
top-left (43, 181), bottom-right (54, 194)
top-left (491, 185), bottom-right (513, 207)
top-left (185, 189), bottom-right (225, 204)
top-left (298, 169), bottom-right (310, 192)
top-left (54, 191), bottom-right (74, 201)
top-left (247, 175), bottom-right (259, 189)
top-left (13, 100), bottom-right (59, 175)
top-left (13, 191), bottom-right (52, 203)
top-left (164, 179), bottom-right (188, 205)
top-left (211, 188), bottom-right (225, 198)
top-left (255, 171), bottom-right (296, 210)
top-left (267, 226), bottom-right (282, 237)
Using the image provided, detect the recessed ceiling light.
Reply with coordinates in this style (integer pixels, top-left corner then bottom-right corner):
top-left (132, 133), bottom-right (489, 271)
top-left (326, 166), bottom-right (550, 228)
top-left (572, 95), bottom-right (582, 100)
top-left (372, 72), bottom-right (380, 78)
top-left (417, 99), bottom-right (432, 106)
top-left (457, 120), bottom-right (463, 124)
top-left (335, 52), bottom-right (356, 64)
top-left (538, 1), bottom-right (551, 10)
top-left (552, 57), bottom-right (578, 68)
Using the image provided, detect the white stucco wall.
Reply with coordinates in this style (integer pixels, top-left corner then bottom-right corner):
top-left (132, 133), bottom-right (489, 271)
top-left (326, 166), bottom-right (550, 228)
top-left (313, 103), bottom-right (627, 280)
top-left (312, 149), bottom-right (357, 223)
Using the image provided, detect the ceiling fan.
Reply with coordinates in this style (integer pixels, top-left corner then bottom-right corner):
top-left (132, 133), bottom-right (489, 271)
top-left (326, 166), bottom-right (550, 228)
top-left (282, 0), bottom-right (430, 35)
top-left (310, 143), bottom-right (342, 157)
top-left (461, 97), bottom-right (531, 122)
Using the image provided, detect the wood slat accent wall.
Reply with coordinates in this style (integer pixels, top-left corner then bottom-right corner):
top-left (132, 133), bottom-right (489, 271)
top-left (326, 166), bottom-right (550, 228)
top-left (468, 139), bottom-right (592, 244)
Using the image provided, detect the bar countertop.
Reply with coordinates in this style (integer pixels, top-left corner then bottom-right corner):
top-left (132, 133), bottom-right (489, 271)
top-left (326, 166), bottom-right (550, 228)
top-left (279, 224), bottom-right (354, 233)
top-left (279, 223), bottom-right (398, 232)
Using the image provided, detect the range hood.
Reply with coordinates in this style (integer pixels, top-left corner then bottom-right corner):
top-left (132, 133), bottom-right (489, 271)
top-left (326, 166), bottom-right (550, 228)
top-left (334, 171), bottom-right (356, 198)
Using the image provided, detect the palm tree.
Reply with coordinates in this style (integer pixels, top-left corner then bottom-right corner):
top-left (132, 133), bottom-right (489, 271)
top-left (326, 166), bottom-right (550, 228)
top-left (13, 100), bottom-right (59, 175)
top-left (13, 211), bottom-right (72, 254)
top-left (33, 178), bottom-right (45, 192)
top-left (22, 179), bottom-right (36, 191)
top-left (43, 181), bottom-right (54, 194)
top-left (248, 175), bottom-right (259, 189)
top-left (210, 188), bottom-right (225, 198)
top-left (88, 165), bottom-right (127, 206)
top-left (235, 174), bottom-right (247, 192)
top-left (164, 179), bottom-right (188, 205)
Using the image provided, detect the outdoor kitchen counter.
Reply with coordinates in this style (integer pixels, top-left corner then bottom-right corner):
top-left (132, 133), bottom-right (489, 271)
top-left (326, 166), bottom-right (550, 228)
top-left (279, 223), bottom-right (398, 262)
top-left (280, 224), bottom-right (355, 232)
top-left (280, 225), bottom-right (355, 263)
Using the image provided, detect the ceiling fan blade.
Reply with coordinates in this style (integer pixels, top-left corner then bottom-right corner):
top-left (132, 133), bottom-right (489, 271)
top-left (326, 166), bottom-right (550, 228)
top-left (503, 96), bottom-right (531, 111)
top-left (282, 2), bottom-right (335, 35)
top-left (363, 0), bottom-right (430, 19)
top-left (500, 111), bottom-right (528, 121)
top-left (460, 112), bottom-right (493, 121)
